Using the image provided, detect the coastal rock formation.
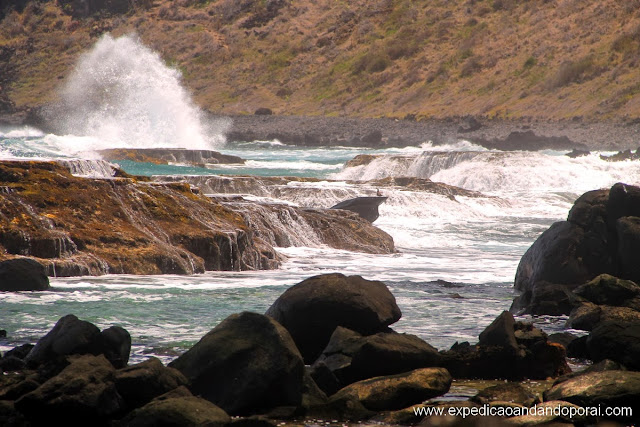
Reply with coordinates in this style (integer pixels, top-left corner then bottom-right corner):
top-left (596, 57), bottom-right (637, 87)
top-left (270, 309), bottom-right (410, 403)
top-left (168, 312), bottom-right (304, 415)
top-left (310, 327), bottom-right (443, 395)
top-left (472, 130), bottom-right (585, 151)
top-left (330, 367), bottom-right (451, 412)
top-left (120, 394), bottom-right (231, 427)
top-left (441, 311), bottom-right (570, 380)
top-left (14, 354), bottom-right (124, 424)
top-left (513, 183), bottom-right (640, 314)
top-left (544, 370), bottom-right (640, 418)
top-left (0, 160), bottom-right (279, 275)
top-left (586, 321), bottom-right (640, 370)
top-left (265, 273), bottom-right (402, 364)
top-left (98, 148), bottom-right (244, 167)
top-left (24, 314), bottom-right (131, 369)
top-left (0, 258), bottom-right (49, 291)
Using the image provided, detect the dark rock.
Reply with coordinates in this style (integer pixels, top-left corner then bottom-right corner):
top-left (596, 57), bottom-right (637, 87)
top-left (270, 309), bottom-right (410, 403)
top-left (573, 274), bottom-right (640, 310)
top-left (254, 108), bottom-right (273, 115)
top-left (58, 0), bottom-right (131, 18)
top-left (566, 302), bottom-right (640, 331)
top-left (310, 327), bottom-right (442, 394)
top-left (100, 326), bottom-right (131, 369)
top-left (0, 258), bottom-right (49, 291)
top-left (515, 221), bottom-right (611, 293)
top-left (567, 189), bottom-right (609, 228)
top-left (566, 335), bottom-right (589, 359)
top-left (544, 370), bottom-right (640, 417)
top-left (305, 392), bottom-right (374, 422)
top-left (0, 400), bottom-right (27, 427)
top-left (265, 273), bottom-right (402, 363)
top-left (2, 344), bottom-right (33, 360)
top-left (361, 130), bottom-right (382, 145)
top-left (330, 367), bottom-right (451, 411)
top-left (0, 356), bottom-right (26, 372)
top-left (586, 321), bottom-right (640, 370)
top-left (470, 383), bottom-right (538, 406)
top-left (15, 354), bottom-right (124, 423)
top-left (606, 182), bottom-right (640, 230)
top-left (24, 314), bottom-right (102, 367)
top-left (510, 281), bottom-right (577, 315)
top-left (119, 395), bottom-right (230, 427)
top-left (330, 196), bottom-right (388, 222)
top-left (547, 332), bottom-right (578, 350)
top-left (115, 357), bottom-right (188, 410)
top-left (0, 374), bottom-right (40, 401)
top-left (616, 216), bottom-right (640, 282)
top-left (457, 116), bottom-right (482, 133)
top-left (168, 312), bottom-right (304, 415)
top-left (0, 330), bottom-right (5, 337)
top-left (600, 149), bottom-right (640, 162)
top-left (478, 311), bottom-right (518, 353)
top-left (442, 313), bottom-right (570, 380)
top-left (565, 148), bottom-right (591, 158)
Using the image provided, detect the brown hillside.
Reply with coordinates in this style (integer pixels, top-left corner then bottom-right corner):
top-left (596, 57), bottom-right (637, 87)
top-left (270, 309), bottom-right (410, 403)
top-left (2, 0), bottom-right (640, 121)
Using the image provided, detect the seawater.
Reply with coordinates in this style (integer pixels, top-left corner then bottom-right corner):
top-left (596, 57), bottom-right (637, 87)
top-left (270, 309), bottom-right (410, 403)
top-left (2, 128), bottom-right (639, 364)
top-left (2, 34), bottom-right (639, 364)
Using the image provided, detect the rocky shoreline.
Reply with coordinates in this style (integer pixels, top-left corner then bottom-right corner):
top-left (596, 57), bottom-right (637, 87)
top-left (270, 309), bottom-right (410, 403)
top-left (1, 273), bottom-right (637, 426)
top-left (220, 114), bottom-right (640, 151)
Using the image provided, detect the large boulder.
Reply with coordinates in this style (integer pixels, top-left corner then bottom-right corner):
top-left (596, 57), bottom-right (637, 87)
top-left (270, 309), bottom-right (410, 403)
top-left (310, 327), bottom-right (442, 395)
top-left (24, 314), bottom-right (131, 369)
top-left (544, 370), bottom-right (640, 416)
top-left (265, 273), bottom-right (402, 363)
top-left (119, 395), bottom-right (231, 427)
top-left (513, 183), bottom-right (640, 314)
top-left (168, 312), bottom-right (304, 415)
top-left (330, 367), bottom-right (451, 411)
top-left (0, 258), bottom-right (49, 291)
top-left (115, 357), bottom-right (188, 410)
top-left (586, 321), bottom-right (640, 370)
top-left (14, 354), bottom-right (124, 423)
top-left (573, 274), bottom-right (640, 310)
top-left (566, 302), bottom-right (640, 331)
top-left (510, 281), bottom-right (577, 316)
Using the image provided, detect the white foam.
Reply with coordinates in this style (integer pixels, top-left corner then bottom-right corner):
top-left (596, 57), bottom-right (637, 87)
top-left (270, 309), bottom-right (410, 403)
top-left (55, 33), bottom-right (228, 150)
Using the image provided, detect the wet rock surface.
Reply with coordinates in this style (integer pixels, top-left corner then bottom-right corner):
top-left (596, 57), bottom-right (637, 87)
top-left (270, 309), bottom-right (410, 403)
top-left (265, 273), bottom-right (402, 364)
top-left (0, 258), bottom-right (49, 291)
top-left (98, 148), bottom-right (244, 166)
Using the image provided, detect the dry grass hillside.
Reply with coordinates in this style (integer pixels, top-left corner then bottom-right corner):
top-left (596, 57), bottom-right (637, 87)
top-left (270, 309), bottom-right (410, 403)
top-left (2, 0), bottom-right (640, 121)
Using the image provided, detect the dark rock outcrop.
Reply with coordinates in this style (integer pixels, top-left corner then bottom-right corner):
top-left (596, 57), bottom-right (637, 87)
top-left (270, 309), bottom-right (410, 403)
top-left (24, 314), bottom-right (131, 370)
top-left (14, 354), bottom-right (124, 424)
top-left (120, 395), bottom-right (231, 427)
top-left (586, 321), bottom-right (640, 370)
top-left (168, 312), bottom-right (304, 415)
top-left (441, 312), bottom-right (570, 380)
top-left (544, 370), bottom-right (640, 419)
top-left (472, 130), bottom-right (585, 151)
top-left (331, 196), bottom-right (387, 222)
top-left (58, 0), bottom-right (132, 18)
top-left (310, 327), bottom-right (442, 395)
top-left (513, 183), bottom-right (640, 315)
top-left (115, 357), bottom-right (188, 410)
top-left (0, 258), bottom-right (49, 291)
top-left (265, 273), bottom-right (402, 364)
top-left (330, 367), bottom-right (451, 412)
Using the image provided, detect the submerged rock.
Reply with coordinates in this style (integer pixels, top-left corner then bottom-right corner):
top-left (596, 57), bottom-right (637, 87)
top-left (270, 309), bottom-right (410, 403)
top-left (265, 273), bottom-right (402, 364)
top-left (168, 312), bottom-right (304, 415)
top-left (0, 258), bottom-right (49, 291)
